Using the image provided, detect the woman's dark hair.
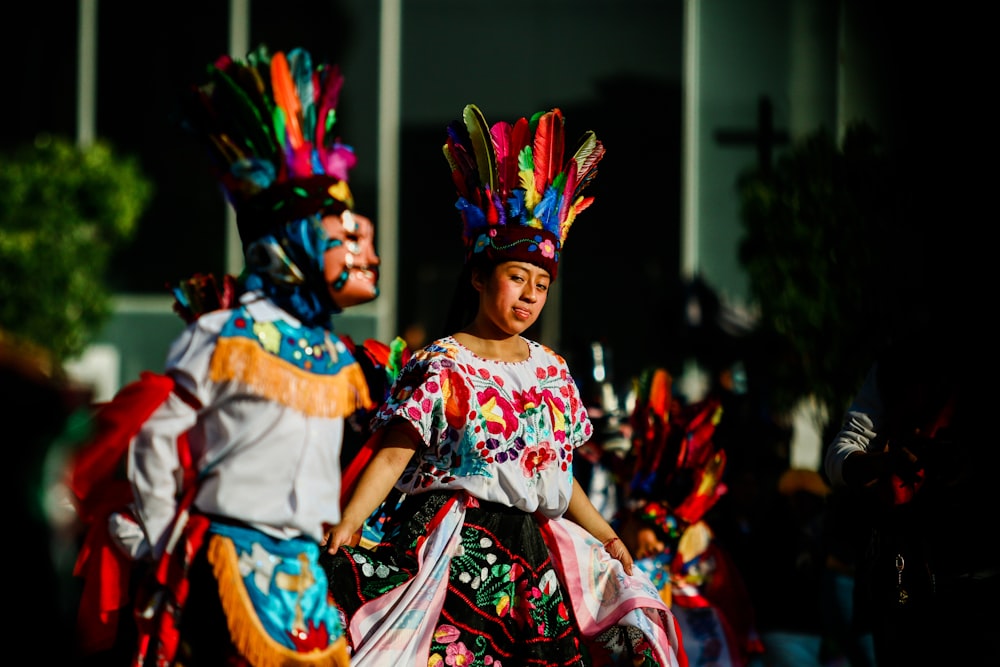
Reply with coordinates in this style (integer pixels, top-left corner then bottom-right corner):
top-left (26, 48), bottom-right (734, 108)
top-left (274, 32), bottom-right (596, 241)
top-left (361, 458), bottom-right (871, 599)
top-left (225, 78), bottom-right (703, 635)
top-left (441, 263), bottom-right (482, 337)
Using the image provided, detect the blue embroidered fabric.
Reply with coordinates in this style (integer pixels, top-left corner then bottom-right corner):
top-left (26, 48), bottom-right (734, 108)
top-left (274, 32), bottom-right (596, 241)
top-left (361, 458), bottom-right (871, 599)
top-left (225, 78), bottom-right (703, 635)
top-left (218, 306), bottom-right (359, 377)
top-left (209, 522), bottom-right (344, 650)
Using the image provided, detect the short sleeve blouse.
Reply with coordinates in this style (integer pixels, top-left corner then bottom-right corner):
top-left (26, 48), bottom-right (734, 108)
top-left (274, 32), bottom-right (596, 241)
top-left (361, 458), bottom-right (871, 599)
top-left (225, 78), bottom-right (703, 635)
top-left (371, 336), bottom-right (593, 517)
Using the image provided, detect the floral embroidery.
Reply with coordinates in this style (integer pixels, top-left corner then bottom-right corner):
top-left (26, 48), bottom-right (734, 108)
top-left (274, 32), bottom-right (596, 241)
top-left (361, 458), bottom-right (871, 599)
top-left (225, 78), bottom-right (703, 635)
top-left (373, 337), bottom-right (592, 510)
top-left (330, 492), bottom-right (583, 667)
top-left (521, 443), bottom-right (557, 478)
top-left (434, 624), bottom-right (461, 643)
top-left (513, 578), bottom-right (542, 629)
top-left (538, 237), bottom-right (556, 259)
top-left (444, 641), bottom-right (475, 665)
top-left (513, 386), bottom-right (543, 411)
top-left (479, 385), bottom-right (518, 439)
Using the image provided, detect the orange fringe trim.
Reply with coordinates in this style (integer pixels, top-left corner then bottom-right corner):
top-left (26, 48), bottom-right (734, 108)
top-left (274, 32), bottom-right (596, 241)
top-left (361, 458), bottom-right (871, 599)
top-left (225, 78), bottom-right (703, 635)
top-left (207, 535), bottom-right (350, 667)
top-left (660, 583), bottom-right (673, 608)
top-left (210, 337), bottom-right (373, 418)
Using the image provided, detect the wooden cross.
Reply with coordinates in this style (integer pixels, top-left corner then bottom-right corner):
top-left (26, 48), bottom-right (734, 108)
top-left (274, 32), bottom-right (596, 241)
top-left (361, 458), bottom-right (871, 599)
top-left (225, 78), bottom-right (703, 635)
top-left (714, 96), bottom-right (789, 172)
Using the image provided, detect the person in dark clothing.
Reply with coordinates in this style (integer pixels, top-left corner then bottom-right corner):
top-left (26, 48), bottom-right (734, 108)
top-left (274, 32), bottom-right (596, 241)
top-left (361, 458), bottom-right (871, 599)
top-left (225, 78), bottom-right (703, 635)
top-left (824, 319), bottom-right (996, 666)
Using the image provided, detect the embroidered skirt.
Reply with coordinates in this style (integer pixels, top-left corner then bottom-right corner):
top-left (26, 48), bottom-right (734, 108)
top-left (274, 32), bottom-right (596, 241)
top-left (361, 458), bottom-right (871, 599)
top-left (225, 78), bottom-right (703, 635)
top-left (322, 492), bottom-right (675, 667)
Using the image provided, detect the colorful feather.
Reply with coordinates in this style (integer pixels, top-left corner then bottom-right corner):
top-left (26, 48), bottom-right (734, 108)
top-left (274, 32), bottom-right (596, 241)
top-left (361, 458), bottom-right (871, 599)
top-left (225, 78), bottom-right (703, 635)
top-left (507, 117), bottom-right (531, 198)
top-left (212, 71), bottom-right (274, 161)
top-left (442, 104), bottom-right (605, 273)
top-left (442, 122), bottom-right (477, 200)
top-left (571, 131), bottom-right (605, 201)
top-left (559, 161), bottom-right (578, 227)
top-left (463, 104), bottom-right (496, 193)
top-left (315, 63), bottom-right (344, 149)
top-left (531, 109), bottom-right (565, 198)
top-left (518, 144), bottom-right (538, 210)
top-left (270, 51), bottom-right (304, 151)
top-left (182, 44), bottom-right (357, 245)
top-left (288, 48), bottom-right (317, 145)
top-left (490, 121), bottom-right (512, 198)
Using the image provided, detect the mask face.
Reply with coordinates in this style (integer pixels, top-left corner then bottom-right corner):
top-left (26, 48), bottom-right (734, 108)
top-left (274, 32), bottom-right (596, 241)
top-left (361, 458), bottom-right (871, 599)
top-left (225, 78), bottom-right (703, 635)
top-left (321, 210), bottom-right (380, 309)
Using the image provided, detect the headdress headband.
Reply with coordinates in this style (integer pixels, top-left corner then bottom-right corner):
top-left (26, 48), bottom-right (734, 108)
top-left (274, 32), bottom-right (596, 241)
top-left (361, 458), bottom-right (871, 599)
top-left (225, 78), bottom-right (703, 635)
top-left (442, 104), bottom-right (605, 280)
top-left (184, 44), bottom-right (357, 247)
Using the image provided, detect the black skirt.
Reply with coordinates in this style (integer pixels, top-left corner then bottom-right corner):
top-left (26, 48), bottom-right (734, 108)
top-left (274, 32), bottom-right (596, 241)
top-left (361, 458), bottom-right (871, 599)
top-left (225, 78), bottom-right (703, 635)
top-left (323, 492), bottom-right (667, 666)
top-left (323, 491), bottom-right (588, 666)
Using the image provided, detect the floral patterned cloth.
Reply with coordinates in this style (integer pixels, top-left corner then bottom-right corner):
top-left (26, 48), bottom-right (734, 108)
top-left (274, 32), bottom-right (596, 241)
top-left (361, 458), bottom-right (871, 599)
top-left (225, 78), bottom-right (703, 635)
top-left (373, 336), bottom-right (592, 517)
top-left (324, 491), bottom-right (683, 667)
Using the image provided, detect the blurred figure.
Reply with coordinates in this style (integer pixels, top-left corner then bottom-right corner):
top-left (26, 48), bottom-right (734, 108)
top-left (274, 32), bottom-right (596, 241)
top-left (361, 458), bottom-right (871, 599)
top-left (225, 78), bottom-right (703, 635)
top-left (820, 485), bottom-right (877, 667)
top-left (3, 333), bottom-right (91, 661)
top-left (824, 318), bottom-right (994, 666)
top-left (574, 340), bottom-right (632, 522)
top-left (69, 45), bottom-right (379, 666)
top-left (617, 366), bottom-right (763, 667)
top-left (749, 468), bottom-right (831, 667)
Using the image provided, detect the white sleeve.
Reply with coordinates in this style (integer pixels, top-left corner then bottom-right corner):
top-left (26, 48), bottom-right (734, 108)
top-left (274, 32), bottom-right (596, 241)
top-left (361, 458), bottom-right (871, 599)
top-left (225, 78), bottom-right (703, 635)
top-left (824, 364), bottom-right (884, 487)
top-left (127, 314), bottom-right (223, 558)
top-left (127, 391), bottom-right (199, 558)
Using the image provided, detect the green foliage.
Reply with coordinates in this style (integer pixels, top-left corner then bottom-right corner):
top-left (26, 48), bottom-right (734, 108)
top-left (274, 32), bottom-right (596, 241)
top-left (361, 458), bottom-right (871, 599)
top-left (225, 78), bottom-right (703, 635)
top-left (737, 123), bottom-right (896, 418)
top-left (0, 135), bottom-right (153, 368)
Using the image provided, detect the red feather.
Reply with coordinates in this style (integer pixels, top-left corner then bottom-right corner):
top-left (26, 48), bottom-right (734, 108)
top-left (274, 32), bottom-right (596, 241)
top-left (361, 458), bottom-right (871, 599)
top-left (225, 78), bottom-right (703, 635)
top-left (443, 135), bottom-right (477, 199)
top-left (532, 109), bottom-right (565, 196)
top-left (270, 51), bottom-right (303, 149)
top-left (490, 121), bottom-right (512, 198)
top-left (559, 158), bottom-right (580, 225)
top-left (508, 117), bottom-right (531, 195)
top-left (315, 64), bottom-right (343, 149)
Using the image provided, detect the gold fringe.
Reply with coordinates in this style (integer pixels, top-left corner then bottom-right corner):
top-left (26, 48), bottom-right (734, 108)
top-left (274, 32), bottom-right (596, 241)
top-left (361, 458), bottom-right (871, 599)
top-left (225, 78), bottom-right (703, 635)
top-left (660, 582), bottom-right (672, 608)
top-left (210, 337), bottom-right (373, 418)
top-left (207, 535), bottom-right (350, 667)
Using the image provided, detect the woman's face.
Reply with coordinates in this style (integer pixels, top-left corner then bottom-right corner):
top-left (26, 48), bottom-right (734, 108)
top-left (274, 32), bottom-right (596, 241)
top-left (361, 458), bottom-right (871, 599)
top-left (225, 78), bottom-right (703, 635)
top-left (472, 260), bottom-right (549, 336)
top-left (321, 210), bottom-right (380, 309)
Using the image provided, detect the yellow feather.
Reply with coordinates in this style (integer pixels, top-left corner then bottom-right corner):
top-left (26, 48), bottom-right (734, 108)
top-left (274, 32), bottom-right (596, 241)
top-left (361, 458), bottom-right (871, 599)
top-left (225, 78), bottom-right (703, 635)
top-left (463, 104), bottom-right (496, 191)
top-left (520, 167), bottom-right (538, 209)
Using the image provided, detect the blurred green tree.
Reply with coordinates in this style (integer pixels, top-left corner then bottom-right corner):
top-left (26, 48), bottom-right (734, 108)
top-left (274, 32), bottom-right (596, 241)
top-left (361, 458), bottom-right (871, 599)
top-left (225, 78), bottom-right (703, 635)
top-left (0, 134), bottom-right (153, 370)
top-left (737, 123), bottom-right (903, 421)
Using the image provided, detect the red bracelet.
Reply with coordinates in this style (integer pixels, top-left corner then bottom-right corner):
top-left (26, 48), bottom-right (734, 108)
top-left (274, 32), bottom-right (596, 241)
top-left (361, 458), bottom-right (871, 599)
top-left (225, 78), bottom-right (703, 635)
top-left (603, 537), bottom-right (620, 549)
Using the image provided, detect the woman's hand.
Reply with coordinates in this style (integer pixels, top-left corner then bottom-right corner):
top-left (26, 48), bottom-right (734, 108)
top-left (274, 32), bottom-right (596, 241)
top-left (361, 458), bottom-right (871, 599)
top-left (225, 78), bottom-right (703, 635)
top-left (565, 476), bottom-right (637, 575)
top-left (324, 420), bottom-right (419, 556)
top-left (603, 536), bottom-right (634, 575)
top-left (323, 521), bottom-right (362, 554)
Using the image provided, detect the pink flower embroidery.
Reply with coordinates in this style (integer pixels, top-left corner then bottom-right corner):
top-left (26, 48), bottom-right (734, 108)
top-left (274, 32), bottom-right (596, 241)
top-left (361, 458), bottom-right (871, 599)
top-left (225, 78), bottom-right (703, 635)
top-left (539, 237), bottom-right (556, 258)
top-left (434, 624), bottom-right (461, 644)
top-left (513, 387), bottom-right (544, 412)
top-left (522, 443), bottom-right (557, 477)
top-left (512, 580), bottom-right (542, 628)
top-left (445, 641), bottom-right (475, 666)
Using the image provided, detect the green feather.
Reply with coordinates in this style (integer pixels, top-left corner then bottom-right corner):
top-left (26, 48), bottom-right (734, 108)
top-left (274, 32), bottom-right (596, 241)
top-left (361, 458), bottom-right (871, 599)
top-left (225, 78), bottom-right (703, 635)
top-left (463, 104), bottom-right (496, 192)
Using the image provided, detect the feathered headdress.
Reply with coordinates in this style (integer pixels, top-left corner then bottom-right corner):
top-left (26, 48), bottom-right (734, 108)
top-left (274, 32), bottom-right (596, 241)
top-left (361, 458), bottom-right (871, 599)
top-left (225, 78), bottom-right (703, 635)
top-left (442, 104), bottom-right (605, 280)
top-left (629, 367), bottom-right (727, 532)
top-left (183, 44), bottom-right (358, 248)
